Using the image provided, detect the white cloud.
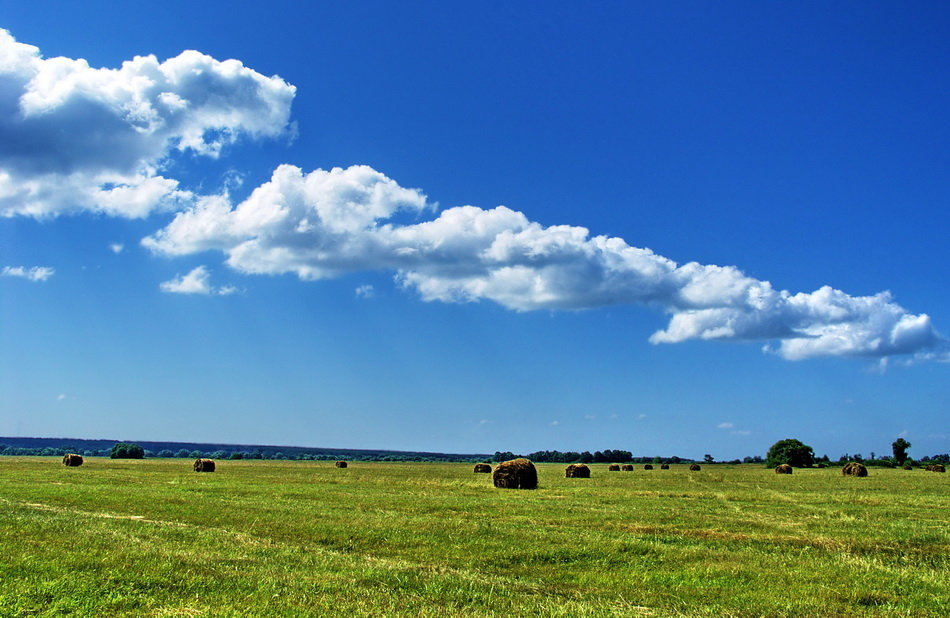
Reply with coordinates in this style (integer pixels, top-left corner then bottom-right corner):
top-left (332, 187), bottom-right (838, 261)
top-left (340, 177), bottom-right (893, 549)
top-left (56, 393), bottom-right (66, 401)
top-left (2, 265), bottom-right (54, 281)
top-left (0, 28), bottom-right (295, 218)
top-left (717, 422), bottom-right (734, 429)
top-left (550, 420), bottom-right (560, 426)
top-left (109, 243), bottom-right (124, 254)
top-left (355, 284), bottom-right (374, 298)
top-left (144, 163), bottom-right (948, 362)
top-left (159, 265), bottom-right (234, 296)
top-left (636, 413), bottom-right (647, 420)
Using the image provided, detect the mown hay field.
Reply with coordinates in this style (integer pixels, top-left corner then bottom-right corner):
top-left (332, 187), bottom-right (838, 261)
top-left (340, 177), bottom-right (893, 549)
top-left (1, 458), bottom-right (947, 617)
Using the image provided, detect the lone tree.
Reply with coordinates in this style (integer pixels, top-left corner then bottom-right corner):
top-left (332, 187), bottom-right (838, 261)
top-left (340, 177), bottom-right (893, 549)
top-left (766, 438), bottom-right (815, 468)
top-left (110, 442), bottom-right (144, 459)
top-left (892, 438), bottom-right (911, 465)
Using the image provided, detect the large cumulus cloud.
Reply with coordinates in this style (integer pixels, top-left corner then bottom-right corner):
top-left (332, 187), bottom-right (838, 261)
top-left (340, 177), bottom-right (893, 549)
top-left (145, 164), bottom-right (948, 362)
top-left (0, 28), bottom-right (295, 217)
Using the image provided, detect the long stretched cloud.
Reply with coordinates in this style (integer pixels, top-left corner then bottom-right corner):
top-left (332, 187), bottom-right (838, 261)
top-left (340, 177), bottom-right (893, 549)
top-left (0, 28), bottom-right (295, 217)
top-left (144, 164), bottom-right (948, 362)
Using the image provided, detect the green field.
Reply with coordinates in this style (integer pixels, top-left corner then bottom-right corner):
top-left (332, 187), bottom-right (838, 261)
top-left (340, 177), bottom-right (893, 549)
top-left (1, 458), bottom-right (947, 617)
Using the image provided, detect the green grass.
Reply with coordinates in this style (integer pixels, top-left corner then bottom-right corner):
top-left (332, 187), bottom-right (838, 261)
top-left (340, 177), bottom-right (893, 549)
top-left (1, 459), bottom-right (947, 616)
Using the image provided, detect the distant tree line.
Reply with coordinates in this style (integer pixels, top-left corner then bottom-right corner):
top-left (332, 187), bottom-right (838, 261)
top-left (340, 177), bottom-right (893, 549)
top-left (492, 450), bottom-right (694, 464)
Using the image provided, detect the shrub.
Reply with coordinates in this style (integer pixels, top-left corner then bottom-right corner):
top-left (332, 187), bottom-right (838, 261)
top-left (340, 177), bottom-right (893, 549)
top-left (110, 443), bottom-right (144, 459)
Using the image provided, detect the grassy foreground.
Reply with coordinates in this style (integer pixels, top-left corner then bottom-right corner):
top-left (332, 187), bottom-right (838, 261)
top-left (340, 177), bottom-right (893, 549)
top-left (0, 458), bottom-right (947, 617)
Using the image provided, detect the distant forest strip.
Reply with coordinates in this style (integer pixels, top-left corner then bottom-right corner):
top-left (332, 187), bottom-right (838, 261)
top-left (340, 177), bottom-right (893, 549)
top-left (1, 437), bottom-right (947, 465)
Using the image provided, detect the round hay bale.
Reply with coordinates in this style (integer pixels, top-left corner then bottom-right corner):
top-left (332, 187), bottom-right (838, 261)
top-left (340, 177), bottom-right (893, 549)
top-left (608, 464), bottom-right (621, 471)
top-left (620, 464), bottom-right (634, 471)
top-left (689, 464), bottom-right (701, 471)
top-left (842, 462), bottom-right (868, 477)
top-left (643, 464), bottom-right (654, 470)
top-left (62, 453), bottom-right (83, 467)
top-left (902, 464), bottom-right (914, 470)
top-left (775, 464), bottom-right (793, 474)
top-left (565, 463), bottom-right (591, 478)
top-left (660, 464), bottom-right (670, 470)
top-left (492, 458), bottom-right (538, 489)
top-left (193, 458), bottom-right (215, 472)
top-left (926, 464), bottom-right (946, 473)
top-left (473, 463), bottom-right (492, 473)
top-left (335, 460), bottom-right (348, 468)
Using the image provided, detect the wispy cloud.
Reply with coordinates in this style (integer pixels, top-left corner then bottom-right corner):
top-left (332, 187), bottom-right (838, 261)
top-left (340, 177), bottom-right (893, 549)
top-left (355, 284), bottom-right (375, 298)
top-left (717, 422), bottom-right (734, 429)
top-left (109, 243), bottom-right (124, 254)
top-left (160, 266), bottom-right (235, 296)
top-left (2, 265), bottom-right (54, 281)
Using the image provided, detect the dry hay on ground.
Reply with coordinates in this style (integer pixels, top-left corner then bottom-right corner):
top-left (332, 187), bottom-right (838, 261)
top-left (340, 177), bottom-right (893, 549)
top-left (689, 464), bottom-right (701, 471)
top-left (493, 458), bottom-right (538, 489)
top-left (335, 461), bottom-right (348, 468)
top-left (660, 464), bottom-right (670, 470)
top-left (608, 464), bottom-right (621, 471)
top-left (775, 464), bottom-right (793, 474)
top-left (925, 464), bottom-right (946, 473)
top-left (193, 458), bottom-right (215, 472)
top-left (62, 454), bottom-right (83, 467)
top-left (643, 464), bottom-right (654, 470)
top-left (842, 462), bottom-right (868, 477)
top-left (473, 463), bottom-right (492, 473)
top-left (565, 463), bottom-right (591, 478)
top-left (620, 464), bottom-right (633, 471)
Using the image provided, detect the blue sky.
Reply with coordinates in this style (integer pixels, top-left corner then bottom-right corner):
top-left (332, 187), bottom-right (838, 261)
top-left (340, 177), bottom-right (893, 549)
top-left (1, 1), bottom-right (947, 459)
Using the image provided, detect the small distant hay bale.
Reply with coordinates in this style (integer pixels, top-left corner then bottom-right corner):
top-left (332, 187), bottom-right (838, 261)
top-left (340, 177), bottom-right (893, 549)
top-left (473, 463), bottom-right (492, 473)
top-left (620, 464), bottom-right (633, 471)
top-left (902, 464), bottom-right (914, 470)
top-left (193, 458), bottom-right (215, 472)
top-left (608, 464), bottom-right (621, 471)
top-left (926, 464), bottom-right (946, 473)
top-left (842, 462), bottom-right (868, 477)
top-left (565, 463), bottom-right (591, 478)
top-left (689, 464), bottom-right (701, 471)
top-left (775, 464), bottom-right (793, 474)
top-left (493, 458), bottom-right (538, 489)
top-left (643, 464), bottom-right (654, 470)
top-left (335, 460), bottom-right (348, 468)
top-left (62, 453), bottom-right (83, 467)
top-left (660, 464), bottom-right (670, 470)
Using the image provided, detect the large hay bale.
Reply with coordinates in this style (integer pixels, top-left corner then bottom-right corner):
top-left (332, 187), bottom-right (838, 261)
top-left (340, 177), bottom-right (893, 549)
top-left (926, 464), bottom-right (946, 473)
top-left (608, 464), bottom-right (621, 471)
top-left (660, 464), bottom-right (670, 470)
top-left (775, 464), bottom-right (793, 474)
top-left (335, 461), bottom-right (348, 468)
top-left (689, 464), bottom-right (701, 471)
top-left (620, 464), bottom-right (633, 471)
top-left (193, 458), bottom-right (215, 472)
top-left (493, 458), bottom-right (538, 489)
top-left (473, 463), bottom-right (492, 473)
top-left (643, 464), bottom-right (654, 470)
top-left (62, 453), bottom-right (83, 467)
top-left (842, 462), bottom-right (868, 477)
top-left (565, 463), bottom-right (591, 478)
